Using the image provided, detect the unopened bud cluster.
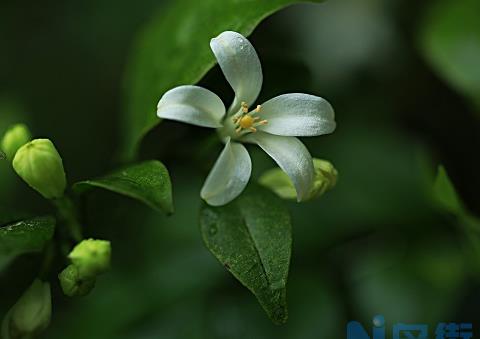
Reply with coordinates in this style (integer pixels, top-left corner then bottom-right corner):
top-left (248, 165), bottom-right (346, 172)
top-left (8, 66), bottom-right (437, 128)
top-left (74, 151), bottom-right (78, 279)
top-left (58, 239), bottom-right (111, 297)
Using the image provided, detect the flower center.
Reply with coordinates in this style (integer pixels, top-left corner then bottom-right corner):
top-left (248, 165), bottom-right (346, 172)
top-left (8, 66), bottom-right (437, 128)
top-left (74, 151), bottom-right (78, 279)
top-left (239, 115), bottom-right (255, 129)
top-left (232, 102), bottom-right (268, 134)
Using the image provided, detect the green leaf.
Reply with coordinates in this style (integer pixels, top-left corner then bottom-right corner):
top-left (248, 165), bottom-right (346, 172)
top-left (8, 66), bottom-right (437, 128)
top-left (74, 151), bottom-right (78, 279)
top-left (0, 216), bottom-right (55, 269)
top-left (420, 0), bottom-right (480, 108)
top-left (432, 165), bottom-right (464, 215)
top-left (74, 160), bottom-right (173, 214)
top-left (199, 184), bottom-right (292, 324)
top-left (122, 0), bottom-right (325, 156)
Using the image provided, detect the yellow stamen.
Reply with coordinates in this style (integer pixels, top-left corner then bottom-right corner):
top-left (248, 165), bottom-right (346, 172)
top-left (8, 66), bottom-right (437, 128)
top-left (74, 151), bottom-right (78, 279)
top-left (234, 103), bottom-right (267, 134)
top-left (241, 102), bottom-right (249, 113)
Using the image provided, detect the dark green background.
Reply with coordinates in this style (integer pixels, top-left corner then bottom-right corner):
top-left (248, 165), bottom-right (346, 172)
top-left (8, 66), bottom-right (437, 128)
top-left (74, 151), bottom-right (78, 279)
top-left (1, 0), bottom-right (479, 337)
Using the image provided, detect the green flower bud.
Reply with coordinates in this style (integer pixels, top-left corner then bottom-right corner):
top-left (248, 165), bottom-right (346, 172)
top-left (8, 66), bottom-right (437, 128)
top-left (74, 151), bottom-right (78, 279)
top-left (309, 158), bottom-right (338, 199)
top-left (2, 279), bottom-right (51, 339)
top-left (58, 264), bottom-right (96, 297)
top-left (13, 139), bottom-right (67, 199)
top-left (259, 158), bottom-right (338, 201)
top-left (68, 239), bottom-right (111, 278)
top-left (1, 124), bottom-right (31, 160)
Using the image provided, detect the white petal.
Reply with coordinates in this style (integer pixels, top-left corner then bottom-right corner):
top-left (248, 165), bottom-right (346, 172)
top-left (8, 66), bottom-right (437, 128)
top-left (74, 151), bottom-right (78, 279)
top-left (257, 93), bottom-right (336, 136)
top-left (210, 31), bottom-right (262, 114)
top-left (201, 139), bottom-right (252, 206)
top-left (157, 85), bottom-right (225, 128)
top-left (244, 132), bottom-right (314, 201)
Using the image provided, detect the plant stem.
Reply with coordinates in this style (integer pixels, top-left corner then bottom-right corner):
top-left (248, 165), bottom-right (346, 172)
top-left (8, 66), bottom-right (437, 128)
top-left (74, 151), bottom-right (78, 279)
top-left (52, 196), bottom-right (83, 242)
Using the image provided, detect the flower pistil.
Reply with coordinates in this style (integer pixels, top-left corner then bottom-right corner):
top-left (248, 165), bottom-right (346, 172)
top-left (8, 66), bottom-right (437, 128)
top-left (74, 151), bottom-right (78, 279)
top-left (233, 102), bottom-right (268, 133)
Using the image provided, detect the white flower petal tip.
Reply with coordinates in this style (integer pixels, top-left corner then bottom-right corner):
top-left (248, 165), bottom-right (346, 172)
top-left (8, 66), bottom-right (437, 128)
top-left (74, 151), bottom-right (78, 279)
top-left (157, 85), bottom-right (225, 128)
top-left (244, 132), bottom-right (314, 201)
top-left (200, 139), bottom-right (252, 206)
top-left (257, 93), bottom-right (336, 137)
top-left (210, 31), bottom-right (263, 114)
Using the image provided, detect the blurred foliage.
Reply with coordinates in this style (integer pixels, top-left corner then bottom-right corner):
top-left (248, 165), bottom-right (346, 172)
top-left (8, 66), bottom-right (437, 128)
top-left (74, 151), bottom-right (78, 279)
top-left (420, 0), bottom-right (480, 109)
top-left (433, 165), bottom-right (464, 214)
top-left (432, 165), bottom-right (480, 278)
top-left (1, 0), bottom-right (480, 337)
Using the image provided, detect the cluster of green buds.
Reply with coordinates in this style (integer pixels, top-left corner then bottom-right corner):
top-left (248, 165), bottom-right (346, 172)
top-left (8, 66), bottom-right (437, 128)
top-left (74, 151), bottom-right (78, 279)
top-left (1, 124), bottom-right (114, 333)
top-left (58, 239), bottom-right (111, 297)
top-left (1, 126), bottom-right (61, 339)
top-left (1, 123), bottom-right (66, 200)
top-left (1, 124), bottom-right (111, 297)
top-left (1, 280), bottom-right (51, 339)
top-left (1, 124), bottom-right (66, 200)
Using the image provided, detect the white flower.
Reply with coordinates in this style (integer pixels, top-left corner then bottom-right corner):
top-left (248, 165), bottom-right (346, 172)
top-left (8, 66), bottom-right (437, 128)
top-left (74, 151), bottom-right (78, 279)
top-left (157, 31), bottom-right (336, 206)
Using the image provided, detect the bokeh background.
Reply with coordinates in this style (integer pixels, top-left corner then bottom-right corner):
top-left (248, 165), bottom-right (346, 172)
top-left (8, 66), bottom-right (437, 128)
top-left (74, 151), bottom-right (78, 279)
top-left (1, 0), bottom-right (480, 337)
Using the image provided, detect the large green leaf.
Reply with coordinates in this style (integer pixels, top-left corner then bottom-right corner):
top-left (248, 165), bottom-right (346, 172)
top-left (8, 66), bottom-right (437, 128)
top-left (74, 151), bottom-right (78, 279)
top-left (0, 216), bottom-right (55, 269)
top-left (74, 160), bottom-right (173, 214)
top-left (122, 0), bottom-right (325, 156)
top-left (420, 0), bottom-right (480, 108)
top-left (199, 184), bottom-right (292, 324)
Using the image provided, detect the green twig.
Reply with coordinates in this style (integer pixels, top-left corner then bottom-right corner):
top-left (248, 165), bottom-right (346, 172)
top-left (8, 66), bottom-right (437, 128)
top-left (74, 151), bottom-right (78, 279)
top-left (52, 196), bottom-right (83, 242)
